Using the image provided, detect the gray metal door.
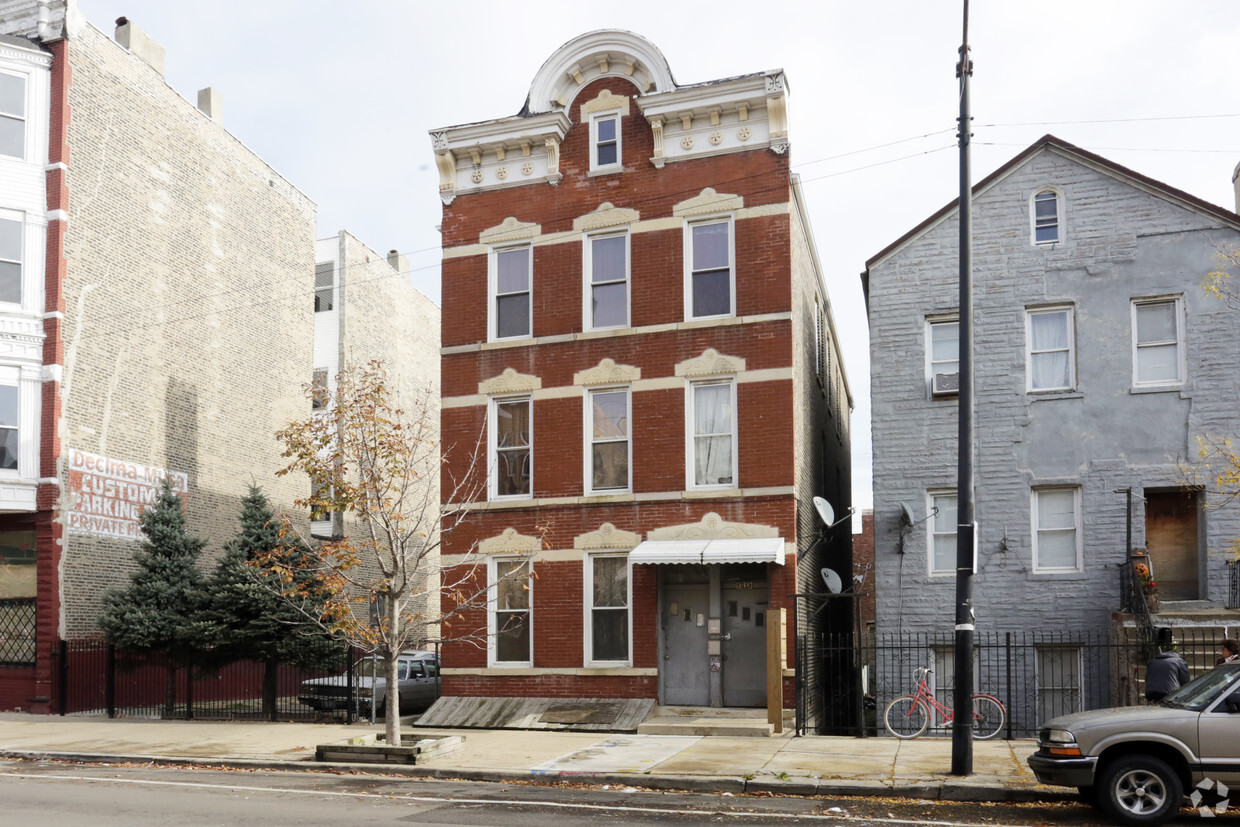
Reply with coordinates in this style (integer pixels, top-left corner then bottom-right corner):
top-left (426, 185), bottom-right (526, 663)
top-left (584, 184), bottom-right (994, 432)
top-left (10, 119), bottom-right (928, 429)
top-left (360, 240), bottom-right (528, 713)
top-left (662, 582), bottom-right (710, 705)
top-left (721, 567), bottom-right (768, 707)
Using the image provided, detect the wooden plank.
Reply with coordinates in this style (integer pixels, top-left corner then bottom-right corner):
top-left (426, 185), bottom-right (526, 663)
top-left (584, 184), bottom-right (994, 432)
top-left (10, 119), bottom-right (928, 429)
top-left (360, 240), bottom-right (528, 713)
top-left (767, 608), bottom-right (785, 732)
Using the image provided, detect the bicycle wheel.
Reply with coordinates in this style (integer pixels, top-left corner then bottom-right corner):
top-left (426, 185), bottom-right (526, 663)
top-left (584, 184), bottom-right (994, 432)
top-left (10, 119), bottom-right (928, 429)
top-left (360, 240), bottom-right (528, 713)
top-left (970, 694), bottom-right (1005, 740)
top-left (883, 695), bottom-right (929, 738)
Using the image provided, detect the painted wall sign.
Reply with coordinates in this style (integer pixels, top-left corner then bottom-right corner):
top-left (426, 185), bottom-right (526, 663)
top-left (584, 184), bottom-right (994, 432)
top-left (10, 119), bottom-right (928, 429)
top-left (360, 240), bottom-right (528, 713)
top-left (64, 450), bottom-right (188, 540)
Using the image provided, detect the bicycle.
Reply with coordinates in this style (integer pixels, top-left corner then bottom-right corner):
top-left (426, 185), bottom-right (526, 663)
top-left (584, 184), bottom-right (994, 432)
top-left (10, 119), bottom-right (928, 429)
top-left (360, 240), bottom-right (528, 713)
top-left (883, 667), bottom-right (1006, 739)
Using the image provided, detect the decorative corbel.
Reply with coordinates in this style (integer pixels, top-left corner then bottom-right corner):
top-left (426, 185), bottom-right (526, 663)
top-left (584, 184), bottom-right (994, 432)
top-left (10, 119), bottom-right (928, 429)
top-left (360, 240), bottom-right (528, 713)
top-left (623, 57), bottom-right (636, 76)
top-left (520, 139), bottom-right (532, 157)
top-left (737, 103), bottom-right (749, 122)
top-left (709, 108), bottom-right (721, 127)
top-left (468, 146), bottom-right (483, 166)
top-left (544, 136), bottom-right (562, 185)
top-left (495, 145), bottom-right (506, 162)
top-left (649, 116), bottom-right (664, 162)
top-left (567, 64), bottom-right (585, 85)
top-left (679, 112), bottom-right (693, 131)
top-left (768, 93), bottom-right (788, 140)
top-left (597, 53), bottom-right (609, 74)
top-left (435, 149), bottom-right (457, 205)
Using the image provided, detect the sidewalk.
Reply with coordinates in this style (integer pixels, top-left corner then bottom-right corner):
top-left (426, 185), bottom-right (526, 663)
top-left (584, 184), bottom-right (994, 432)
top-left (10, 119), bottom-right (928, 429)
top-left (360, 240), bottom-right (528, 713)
top-left (0, 713), bottom-right (1066, 803)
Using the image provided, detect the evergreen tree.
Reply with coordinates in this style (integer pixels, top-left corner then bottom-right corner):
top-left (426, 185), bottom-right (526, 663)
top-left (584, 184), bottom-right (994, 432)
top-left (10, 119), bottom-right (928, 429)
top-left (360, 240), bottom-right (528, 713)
top-left (99, 476), bottom-right (205, 717)
top-left (195, 485), bottom-right (342, 716)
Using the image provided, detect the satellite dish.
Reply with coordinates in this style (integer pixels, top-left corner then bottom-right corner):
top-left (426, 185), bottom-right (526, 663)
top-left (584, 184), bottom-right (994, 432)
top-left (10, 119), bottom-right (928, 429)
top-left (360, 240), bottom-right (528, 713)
top-left (812, 496), bottom-right (834, 527)
top-left (820, 567), bottom-right (843, 594)
top-left (899, 501), bottom-right (916, 527)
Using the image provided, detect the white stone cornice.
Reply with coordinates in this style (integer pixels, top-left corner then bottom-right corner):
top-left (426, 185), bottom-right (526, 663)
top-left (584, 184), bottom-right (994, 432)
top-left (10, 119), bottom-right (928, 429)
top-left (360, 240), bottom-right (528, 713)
top-left (572, 203), bottom-right (640, 233)
top-left (673, 188), bottom-right (744, 217)
top-left (0, 42), bottom-right (53, 67)
top-left (674, 348), bottom-right (746, 378)
top-left (479, 217), bottom-right (542, 245)
top-left (478, 527), bottom-right (542, 555)
top-left (648, 512), bottom-right (779, 541)
top-left (574, 522), bottom-right (640, 550)
top-left (479, 368), bottom-right (542, 396)
top-left (579, 89), bottom-right (632, 117)
top-left (574, 358), bottom-right (641, 386)
top-left (526, 30), bottom-right (675, 115)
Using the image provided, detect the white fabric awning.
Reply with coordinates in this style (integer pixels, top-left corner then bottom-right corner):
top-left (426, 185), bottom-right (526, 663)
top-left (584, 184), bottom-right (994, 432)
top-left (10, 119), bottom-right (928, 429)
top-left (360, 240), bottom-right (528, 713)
top-left (628, 537), bottom-right (785, 566)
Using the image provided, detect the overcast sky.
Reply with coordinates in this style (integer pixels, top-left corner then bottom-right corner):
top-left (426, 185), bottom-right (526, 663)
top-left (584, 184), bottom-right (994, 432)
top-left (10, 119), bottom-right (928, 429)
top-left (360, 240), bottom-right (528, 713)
top-left (75, 0), bottom-right (1240, 516)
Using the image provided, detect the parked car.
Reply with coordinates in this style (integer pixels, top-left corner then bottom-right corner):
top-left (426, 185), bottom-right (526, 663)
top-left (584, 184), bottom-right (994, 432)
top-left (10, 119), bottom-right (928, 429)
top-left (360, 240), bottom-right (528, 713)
top-left (298, 650), bottom-right (439, 716)
top-left (1027, 661), bottom-right (1240, 826)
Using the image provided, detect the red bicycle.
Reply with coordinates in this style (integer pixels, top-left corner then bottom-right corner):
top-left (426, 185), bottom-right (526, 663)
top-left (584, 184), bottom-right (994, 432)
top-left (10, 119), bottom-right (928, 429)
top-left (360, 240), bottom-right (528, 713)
top-left (883, 667), bottom-right (1006, 739)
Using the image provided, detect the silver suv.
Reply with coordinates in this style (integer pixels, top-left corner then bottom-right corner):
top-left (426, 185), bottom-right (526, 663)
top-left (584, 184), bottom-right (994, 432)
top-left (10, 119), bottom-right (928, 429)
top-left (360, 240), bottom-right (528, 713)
top-left (1027, 662), bottom-right (1240, 825)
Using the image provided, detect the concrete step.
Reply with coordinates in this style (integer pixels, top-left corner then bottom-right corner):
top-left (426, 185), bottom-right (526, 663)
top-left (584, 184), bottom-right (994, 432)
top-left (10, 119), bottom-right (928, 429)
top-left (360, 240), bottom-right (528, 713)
top-left (636, 718), bottom-right (775, 737)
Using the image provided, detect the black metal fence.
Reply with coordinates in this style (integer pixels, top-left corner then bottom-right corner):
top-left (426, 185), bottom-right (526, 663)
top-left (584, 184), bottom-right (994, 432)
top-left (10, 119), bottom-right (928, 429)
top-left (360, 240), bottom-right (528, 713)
top-left (52, 640), bottom-right (358, 721)
top-left (0, 598), bottom-right (35, 666)
top-left (802, 626), bottom-right (1230, 738)
top-left (1229, 560), bottom-right (1239, 610)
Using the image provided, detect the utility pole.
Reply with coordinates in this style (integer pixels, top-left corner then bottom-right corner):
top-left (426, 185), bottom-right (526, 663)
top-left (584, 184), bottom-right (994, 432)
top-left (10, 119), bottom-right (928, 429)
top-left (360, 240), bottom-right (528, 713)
top-left (951, 0), bottom-right (975, 777)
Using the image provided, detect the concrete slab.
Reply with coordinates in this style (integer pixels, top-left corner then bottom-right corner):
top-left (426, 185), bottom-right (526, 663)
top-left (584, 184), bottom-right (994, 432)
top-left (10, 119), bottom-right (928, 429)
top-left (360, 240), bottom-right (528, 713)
top-left (531, 734), bottom-right (701, 774)
top-left (646, 736), bottom-right (784, 775)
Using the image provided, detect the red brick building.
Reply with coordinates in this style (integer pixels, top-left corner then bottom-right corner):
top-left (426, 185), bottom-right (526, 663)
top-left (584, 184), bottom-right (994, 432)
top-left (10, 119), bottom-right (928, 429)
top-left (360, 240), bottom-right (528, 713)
top-left (431, 30), bottom-right (851, 712)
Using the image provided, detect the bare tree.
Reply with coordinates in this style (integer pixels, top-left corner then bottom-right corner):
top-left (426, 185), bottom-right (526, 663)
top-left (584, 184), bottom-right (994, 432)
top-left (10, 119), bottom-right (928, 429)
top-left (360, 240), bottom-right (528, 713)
top-left (261, 360), bottom-right (532, 744)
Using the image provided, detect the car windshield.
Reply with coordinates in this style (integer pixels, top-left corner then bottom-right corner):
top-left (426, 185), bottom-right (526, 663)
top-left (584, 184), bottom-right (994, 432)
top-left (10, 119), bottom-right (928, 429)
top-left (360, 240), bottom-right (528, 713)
top-left (1161, 665), bottom-right (1240, 711)
top-left (353, 658), bottom-right (387, 679)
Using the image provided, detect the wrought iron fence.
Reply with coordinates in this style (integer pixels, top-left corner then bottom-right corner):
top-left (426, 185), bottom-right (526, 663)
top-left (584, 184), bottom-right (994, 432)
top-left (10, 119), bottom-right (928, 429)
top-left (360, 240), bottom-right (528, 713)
top-left (0, 598), bottom-right (35, 666)
top-left (801, 626), bottom-right (1227, 738)
top-left (52, 640), bottom-right (359, 721)
top-left (1228, 560), bottom-right (1239, 610)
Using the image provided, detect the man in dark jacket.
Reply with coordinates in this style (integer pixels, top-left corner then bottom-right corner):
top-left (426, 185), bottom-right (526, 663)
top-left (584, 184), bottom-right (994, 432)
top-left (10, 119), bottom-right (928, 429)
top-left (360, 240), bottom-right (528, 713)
top-left (1146, 630), bottom-right (1190, 702)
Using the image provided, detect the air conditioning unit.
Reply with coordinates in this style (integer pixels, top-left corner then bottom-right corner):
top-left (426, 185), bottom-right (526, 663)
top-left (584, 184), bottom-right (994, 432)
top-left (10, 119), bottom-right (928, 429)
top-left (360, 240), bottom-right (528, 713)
top-left (932, 372), bottom-right (960, 396)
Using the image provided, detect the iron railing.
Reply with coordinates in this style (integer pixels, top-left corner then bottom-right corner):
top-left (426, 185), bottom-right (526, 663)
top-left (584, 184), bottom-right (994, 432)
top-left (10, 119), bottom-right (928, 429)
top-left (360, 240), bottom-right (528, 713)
top-left (1228, 560), bottom-right (1239, 610)
top-left (1118, 560), bottom-right (1156, 653)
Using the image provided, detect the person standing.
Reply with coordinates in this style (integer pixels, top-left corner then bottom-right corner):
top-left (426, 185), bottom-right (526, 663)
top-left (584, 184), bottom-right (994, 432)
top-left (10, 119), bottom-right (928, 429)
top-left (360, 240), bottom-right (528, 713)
top-left (1218, 638), bottom-right (1240, 665)
top-left (1146, 630), bottom-right (1190, 703)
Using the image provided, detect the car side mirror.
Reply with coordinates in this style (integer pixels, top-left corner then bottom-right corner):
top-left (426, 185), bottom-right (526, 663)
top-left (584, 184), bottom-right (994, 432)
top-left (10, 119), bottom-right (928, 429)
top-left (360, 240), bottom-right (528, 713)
top-left (1223, 695), bottom-right (1240, 713)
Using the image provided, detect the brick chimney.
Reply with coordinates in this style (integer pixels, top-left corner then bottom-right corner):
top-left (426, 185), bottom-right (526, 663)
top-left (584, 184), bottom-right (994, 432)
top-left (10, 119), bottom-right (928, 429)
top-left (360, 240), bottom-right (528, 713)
top-left (114, 18), bottom-right (165, 76)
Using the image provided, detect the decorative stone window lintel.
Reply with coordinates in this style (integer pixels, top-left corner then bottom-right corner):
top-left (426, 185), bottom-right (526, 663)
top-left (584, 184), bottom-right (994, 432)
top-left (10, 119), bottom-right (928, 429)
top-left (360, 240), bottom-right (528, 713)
top-left (480, 217), bottom-right (542, 245)
top-left (673, 188), bottom-right (744, 218)
top-left (574, 522), bottom-right (640, 550)
top-left (573, 202), bottom-right (640, 233)
top-left (574, 358), bottom-right (641, 386)
top-left (674, 348), bottom-right (746, 378)
top-left (479, 368), bottom-right (542, 396)
top-left (479, 527), bottom-right (542, 555)
top-left (648, 512), bottom-right (778, 541)
top-left (580, 89), bottom-right (632, 118)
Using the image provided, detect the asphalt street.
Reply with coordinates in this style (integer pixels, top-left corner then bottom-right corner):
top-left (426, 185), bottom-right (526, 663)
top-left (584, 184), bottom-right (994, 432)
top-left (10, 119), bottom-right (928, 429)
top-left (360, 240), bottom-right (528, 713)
top-left (4, 758), bottom-right (1232, 826)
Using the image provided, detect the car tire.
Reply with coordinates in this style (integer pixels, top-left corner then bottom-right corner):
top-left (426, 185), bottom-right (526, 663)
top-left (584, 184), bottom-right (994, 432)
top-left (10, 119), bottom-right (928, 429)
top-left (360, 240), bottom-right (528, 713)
top-left (1098, 754), bottom-right (1183, 826)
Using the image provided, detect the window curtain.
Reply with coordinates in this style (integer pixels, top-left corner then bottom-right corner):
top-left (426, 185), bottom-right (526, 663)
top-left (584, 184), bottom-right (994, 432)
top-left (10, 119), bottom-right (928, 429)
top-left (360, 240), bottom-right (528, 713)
top-left (496, 401), bottom-right (530, 496)
top-left (694, 384), bottom-right (732, 485)
top-left (1030, 312), bottom-right (1069, 389)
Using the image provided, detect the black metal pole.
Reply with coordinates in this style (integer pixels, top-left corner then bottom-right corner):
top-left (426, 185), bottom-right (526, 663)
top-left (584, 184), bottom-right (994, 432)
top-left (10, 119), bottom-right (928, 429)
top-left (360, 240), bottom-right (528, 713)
top-left (952, 0), bottom-right (976, 776)
top-left (57, 639), bottom-right (68, 716)
top-left (105, 643), bottom-right (116, 719)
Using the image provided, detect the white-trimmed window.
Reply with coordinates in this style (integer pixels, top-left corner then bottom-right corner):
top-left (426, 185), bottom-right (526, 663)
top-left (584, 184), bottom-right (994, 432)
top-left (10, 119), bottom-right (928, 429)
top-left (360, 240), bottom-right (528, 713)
top-left (929, 490), bottom-right (957, 576)
top-left (491, 558), bottom-right (532, 666)
top-left (688, 380), bottom-right (736, 488)
top-left (0, 71), bottom-right (25, 160)
top-left (491, 245), bottom-right (532, 341)
top-left (814, 298), bottom-right (826, 384)
top-left (0, 384), bottom-right (17, 472)
top-left (589, 112), bottom-right (621, 173)
top-left (585, 553), bottom-right (630, 664)
top-left (587, 387), bottom-right (629, 494)
top-left (1032, 189), bottom-right (1060, 245)
top-left (585, 232), bottom-right (628, 329)
top-left (927, 317), bottom-right (959, 397)
top-left (311, 368), bottom-right (329, 411)
top-left (0, 213), bottom-right (21, 305)
top-left (490, 396), bottom-right (532, 499)
top-left (314, 261), bottom-right (333, 312)
top-left (1036, 646), bottom-right (1082, 724)
top-left (686, 218), bottom-right (734, 320)
top-left (1032, 487), bottom-right (1082, 572)
top-left (1027, 306), bottom-right (1074, 391)
top-left (1132, 297), bottom-right (1184, 387)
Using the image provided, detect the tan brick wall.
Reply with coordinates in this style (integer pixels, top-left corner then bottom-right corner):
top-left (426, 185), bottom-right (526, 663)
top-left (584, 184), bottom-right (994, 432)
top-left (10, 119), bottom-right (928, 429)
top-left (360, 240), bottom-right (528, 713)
top-left (57, 21), bottom-right (316, 636)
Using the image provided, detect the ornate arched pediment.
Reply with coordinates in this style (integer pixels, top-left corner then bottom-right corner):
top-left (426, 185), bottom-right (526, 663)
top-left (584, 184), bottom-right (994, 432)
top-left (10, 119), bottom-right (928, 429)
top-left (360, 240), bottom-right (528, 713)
top-left (479, 368), bottom-right (542, 396)
top-left (574, 523), bottom-right (640, 550)
top-left (674, 348), bottom-right (746, 378)
top-left (673, 187), bottom-right (744, 217)
top-left (574, 358), bottom-right (641, 387)
top-left (524, 30), bottom-right (675, 115)
top-left (648, 513), bottom-right (778, 541)
top-left (572, 202), bottom-right (640, 233)
top-left (480, 217), bottom-right (542, 245)
top-left (479, 527), bottom-right (542, 555)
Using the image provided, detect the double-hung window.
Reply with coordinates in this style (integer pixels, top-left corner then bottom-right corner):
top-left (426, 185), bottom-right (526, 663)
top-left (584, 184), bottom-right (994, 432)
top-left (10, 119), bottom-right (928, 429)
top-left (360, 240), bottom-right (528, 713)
top-left (492, 246), bottom-right (532, 340)
top-left (491, 396), bottom-right (531, 499)
top-left (590, 112), bottom-right (621, 172)
top-left (1132, 297), bottom-right (1183, 387)
top-left (587, 388), bottom-right (629, 494)
top-left (688, 380), bottom-right (736, 488)
top-left (0, 71), bottom-right (24, 160)
top-left (1033, 190), bottom-right (1060, 244)
top-left (311, 368), bottom-right (329, 411)
top-left (585, 232), bottom-right (628, 329)
top-left (686, 218), bottom-right (734, 319)
top-left (929, 491), bottom-right (957, 576)
top-left (492, 558), bottom-right (532, 665)
top-left (314, 262), bottom-right (333, 312)
top-left (0, 384), bottom-right (17, 472)
top-left (927, 317), bottom-right (959, 397)
top-left (586, 554), bottom-right (629, 664)
top-left (1027, 307), bottom-right (1074, 391)
top-left (1032, 487), bottom-right (1081, 572)
top-left (0, 213), bottom-right (20, 305)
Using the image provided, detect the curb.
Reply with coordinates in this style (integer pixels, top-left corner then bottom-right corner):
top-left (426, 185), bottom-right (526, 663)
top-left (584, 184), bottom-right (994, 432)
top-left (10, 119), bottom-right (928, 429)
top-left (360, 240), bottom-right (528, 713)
top-left (0, 749), bottom-right (1074, 803)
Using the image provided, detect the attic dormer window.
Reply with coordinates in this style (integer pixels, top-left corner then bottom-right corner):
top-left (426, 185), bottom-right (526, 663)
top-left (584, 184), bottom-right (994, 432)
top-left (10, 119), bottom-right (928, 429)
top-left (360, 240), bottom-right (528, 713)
top-left (591, 112), bottom-right (621, 173)
top-left (1032, 189), bottom-right (1060, 245)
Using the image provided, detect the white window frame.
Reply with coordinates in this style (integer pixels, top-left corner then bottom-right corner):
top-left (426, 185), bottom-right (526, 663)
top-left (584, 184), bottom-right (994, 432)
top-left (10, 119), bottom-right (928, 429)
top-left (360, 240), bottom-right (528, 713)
top-left (1131, 296), bottom-right (1185, 388)
top-left (0, 69), bottom-right (26, 161)
top-left (1031, 486), bottom-right (1083, 573)
top-left (0, 209), bottom-right (22, 308)
top-left (488, 395), bottom-right (533, 501)
top-left (584, 386), bottom-right (631, 496)
top-left (588, 110), bottom-right (622, 174)
top-left (583, 552), bottom-right (632, 666)
top-left (685, 378), bottom-right (738, 490)
top-left (926, 316), bottom-right (959, 398)
top-left (489, 244), bottom-right (533, 342)
top-left (582, 230), bottom-right (630, 331)
top-left (1030, 187), bottom-right (1063, 246)
top-left (683, 215), bottom-right (736, 321)
top-left (1025, 305), bottom-right (1076, 392)
top-left (928, 490), bottom-right (958, 577)
top-left (488, 556), bottom-right (533, 667)
top-left (1035, 645), bottom-right (1083, 725)
top-left (313, 261), bottom-right (334, 312)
